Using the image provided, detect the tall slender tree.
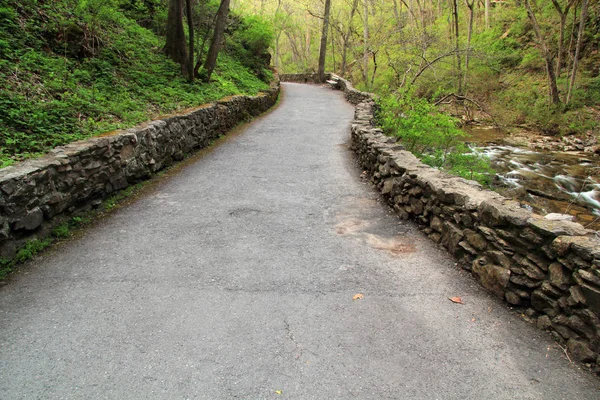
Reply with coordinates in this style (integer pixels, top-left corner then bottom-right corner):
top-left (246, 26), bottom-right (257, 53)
top-left (362, 0), bottom-right (369, 89)
top-left (551, 0), bottom-right (576, 77)
top-left (164, 0), bottom-right (189, 73)
top-left (451, 0), bottom-right (462, 94)
top-left (341, 0), bottom-right (359, 76)
top-left (185, 0), bottom-right (195, 81)
top-left (318, 0), bottom-right (332, 82)
top-left (463, 0), bottom-right (475, 92)
top-left (566, 0), bottom-right (590, 104)
top-left (524, 0), bottom-right (561, 104)
top-left (203, 0), bottom-right (231, 81)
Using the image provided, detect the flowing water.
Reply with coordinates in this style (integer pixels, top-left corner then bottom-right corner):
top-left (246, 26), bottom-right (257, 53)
top-left (463, 126), bottom-right (600, 230)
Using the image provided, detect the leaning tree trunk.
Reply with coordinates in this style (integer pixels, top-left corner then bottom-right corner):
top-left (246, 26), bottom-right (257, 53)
top-left (452, 0), bottom-right (462, 94)
top-left (463, 0), bottom-right (475, 93)
top-left (362, 0), bottom-right (369, 89)
top-left (164, 0), bottom-right (188, 74)
top-left (525, 0), bottom-right (561, 104)
top-left (341, 0), bottom-right (359, 76)
top-left (566, 0), bottom-right (590, 105)
top-left (185, 0), bottom-right (194, 81)
top-left (203, 0), bottom-right (231, 82)
top-left (318, 0), bottom-right (332, 82)
top-left (551, 0), bottom-right (575, 79)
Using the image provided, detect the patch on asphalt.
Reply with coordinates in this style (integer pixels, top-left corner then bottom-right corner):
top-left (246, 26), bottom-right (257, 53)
top-left (334, 196), bottom-right (415, 256)
top-left (364, 233), bottom-right (415, 254)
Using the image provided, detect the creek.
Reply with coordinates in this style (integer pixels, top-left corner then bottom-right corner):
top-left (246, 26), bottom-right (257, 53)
top-left (463, 126), bottom-right (600, 230)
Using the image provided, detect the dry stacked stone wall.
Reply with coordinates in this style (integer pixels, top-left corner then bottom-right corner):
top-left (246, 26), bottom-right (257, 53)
top-left (279, 73), bottom-right (322, 83)
top-left (280, 73), bottom-right (372, 105)
top-left (0, 83), bottom-right (279, 260)
top-left (281, 72), bottom-right (600, 370)
top-left (351, 100), bottom-right (600, 370)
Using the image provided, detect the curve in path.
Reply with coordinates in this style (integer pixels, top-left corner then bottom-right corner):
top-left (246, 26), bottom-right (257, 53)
top-left (1, 83), bottom-right (599, 399)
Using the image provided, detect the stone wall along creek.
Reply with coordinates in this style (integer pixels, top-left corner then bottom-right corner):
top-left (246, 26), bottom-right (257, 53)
top-left (351, 100), bottom-right (600, 370)
top-left (282, 73), bottom-right (600, 370)
top-left (0, 82), bottom-right (280, 261)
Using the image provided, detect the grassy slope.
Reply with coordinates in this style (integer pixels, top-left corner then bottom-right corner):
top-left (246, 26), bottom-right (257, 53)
top-left (0, 0), bottom-right (270, 167)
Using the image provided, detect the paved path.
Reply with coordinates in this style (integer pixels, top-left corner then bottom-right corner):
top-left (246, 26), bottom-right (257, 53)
top-left (1, 83), bottom-right (599, 399)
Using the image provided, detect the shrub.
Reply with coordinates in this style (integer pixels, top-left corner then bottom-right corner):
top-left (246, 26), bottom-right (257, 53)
top-left (228, 14), bottom-right (274, 82)
top-left (377, 92), bottom-right (494, 185)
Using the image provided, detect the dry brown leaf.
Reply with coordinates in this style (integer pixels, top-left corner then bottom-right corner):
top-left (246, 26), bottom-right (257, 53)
top-left (449, 296), bottom-right (464, 304)
top-left (353, 293), bottom-right (364, 301)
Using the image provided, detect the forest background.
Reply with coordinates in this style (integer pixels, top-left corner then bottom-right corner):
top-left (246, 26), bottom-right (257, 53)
top-left (1, 0), bottom-right (599, 175)
top-left (255, 0), bottom-right (599, 134)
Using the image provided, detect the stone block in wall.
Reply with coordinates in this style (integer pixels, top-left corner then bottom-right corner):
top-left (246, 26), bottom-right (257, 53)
top-left (548, 262), bottom-right (574, 289)
top-left (464, 229), bottom-right (487, 251)
top-left (440, 221), bottom-right (464, 256)
top-left (479, 199), bottom-right (531, 227)
top-left (567, 339), bottom-right (597, 362)
top-left (529, 216), bottom-right (593, 238)
top-left (12, 207), bottom-right (43, 231)
top-left (472, 259), bottom-right (511, 298)
top-left (531, 289), bottom-right (559, 317)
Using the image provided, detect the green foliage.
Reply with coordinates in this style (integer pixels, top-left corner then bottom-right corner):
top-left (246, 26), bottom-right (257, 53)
top-left (117, 0), bottom-right (163, 32)
top-left (377, 92), bottom-right (493, 185)
top-left (103, 181), bottom-right (144, 210)
top-left (0, 238), bottom-right (53, 279)
top-left (51, 223), bottom-right (71, 239)
top-left (228, 14), bottom-right (275, 82)
top-left (378, 92), bottom-right (465, 154)
top-left (0, 0), bottom-right (271, 166)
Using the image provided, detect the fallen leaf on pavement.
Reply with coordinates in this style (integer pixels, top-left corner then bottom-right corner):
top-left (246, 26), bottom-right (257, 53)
top-left (353, 293), bottom-right (364, 301)
top-left (449, 296), bottom-right (464, 304)
top-left (275, 390), bottom-right (282, 395)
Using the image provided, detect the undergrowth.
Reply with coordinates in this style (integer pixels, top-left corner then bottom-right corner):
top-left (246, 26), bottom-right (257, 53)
top-left (0, 0), bottom-right (271, 166)
top-left (377, 91), bottom-right (494, 185)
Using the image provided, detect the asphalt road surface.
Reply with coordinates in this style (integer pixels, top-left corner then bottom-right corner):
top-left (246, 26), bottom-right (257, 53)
top-left (1, 83), bottom-right (599, 399)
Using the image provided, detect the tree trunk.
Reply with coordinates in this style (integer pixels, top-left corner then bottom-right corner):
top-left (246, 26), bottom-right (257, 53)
top-left (274, 0), bottom-right (282, 70)
top-left (185, 0), bottom-right (194, 81)
top-left (318, 0), bottom-right (332, 82)
top-left (341, 0), bottom-right (359, 76)
top-left (331, 24), bottom-right (336, 73)
top-left (164, 0), bottom-right (188, 74)
top-left (305, 12), bottom-right (311, 70)
top-left (485, 0), bottom-right (490, 28)
top-left (392, 0), bottom-right (403, 31)
top-left (370, 51), bottom-right (377, 88)
top-left (275, 33), bottom-right (281, 69)
top-left (567, 0), bottom-right (589, 104)
top-left (363, 0), bottom-right (369, 89)
top-left (203, 0), bottom-right (231, 82)
top-left (463, 0), bottom-right (474, 93)
top-left (452, 0), bottom-right (462, 94)
top-left (551, 0), bottom-right (575, 78)
top-left (524, 0), bottom-right (561, 104)
top-left (557, 13), bottom-right (567, 77)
